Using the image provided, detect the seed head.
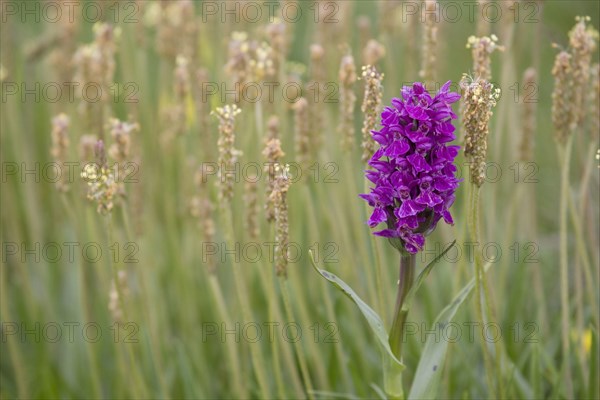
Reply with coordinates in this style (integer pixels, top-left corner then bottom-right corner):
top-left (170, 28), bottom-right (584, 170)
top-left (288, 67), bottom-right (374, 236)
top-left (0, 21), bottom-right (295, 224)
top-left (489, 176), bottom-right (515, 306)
top-left (79, 135), bottom-right (98, 162)
top-left (81, 141), bottom-right (119, 215)
top-left (263, 117), bottom-right (285, 223)
top-left (265, 18), bottom-right (288, 75)
top-left (461, 76), bottom-right (501, 187)
top-left (568, 16), bottom-right (598, 128)
top-left (213, 104), bottom-right (242, 203)
top-left (308, 44), bottom-right (325, 148)
top-left (466, 35), bottom-right (503, 81)
top-left (108, 270), bottom-right (129, 322)
top-left (361, 65), bottom-right (384, 163)
top-left (156, 0), bottom-right (197, 61)
top-left (50, 113), bottom-right (71, 192)
top-left (192, 163), bottom-right (217, 272)
top-left (225, 32), bottom-right (275, 101)
top-left (73, 23), bottom-right (118, 137)
top-left (108, 118), bottom-right (138, 164)
top-left (338, 53), bottom-right (358, 151)
top-left (552, 51), bottom-right (575, 144)
top-left (419, 0), bottom-right (438, 88)
top-left (356, 16), bottom-right (371, 51)
top-left (245, 180), bottom-right (259, 240)
top-left (271, 164), bottom-right (291, 277)
top-left (293, 98), bottom-right (310, 175)
top-left (362, 39), bottom-right (386, 67)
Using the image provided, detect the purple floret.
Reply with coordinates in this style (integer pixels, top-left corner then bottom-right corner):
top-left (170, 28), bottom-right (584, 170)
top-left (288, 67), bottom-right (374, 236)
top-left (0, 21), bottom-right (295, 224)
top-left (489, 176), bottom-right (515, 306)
top-left (361, 81), bottom-right (461, 254)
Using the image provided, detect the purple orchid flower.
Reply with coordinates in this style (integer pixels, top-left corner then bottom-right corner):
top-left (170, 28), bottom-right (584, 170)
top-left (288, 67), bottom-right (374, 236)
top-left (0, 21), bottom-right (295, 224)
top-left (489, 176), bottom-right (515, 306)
top-left (361, 81), bottom-right (461, 254)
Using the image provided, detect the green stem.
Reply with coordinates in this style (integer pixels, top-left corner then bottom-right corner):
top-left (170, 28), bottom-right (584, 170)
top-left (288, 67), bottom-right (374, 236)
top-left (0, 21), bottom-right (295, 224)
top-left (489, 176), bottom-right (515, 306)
top-left (222, 206), bottom-right (272, 398)
top-left (389, 253), bottom-right (415, 360)
top-left (264, 224), bottom-right (303, 398)
top-left (106, 215), bottom-right (147, 399)
top-left (384, 354), bottom-right (405, 400)
top-left (468, 183), bottom-right (496, 397)
top-left (207, 274), bottom-right (246, 397)
top-left (60, 195), bottom-right (102, 398)
top-left (567, 179), bottom-right (599, 326)
top-left (558, 137), bottom-right (574, 399)
top-left (384, 253), bottom-right (414, 400)
top-left (471, 182), bottom-right (505, 398)
top-left (280, 276), bottom-right (315, 400)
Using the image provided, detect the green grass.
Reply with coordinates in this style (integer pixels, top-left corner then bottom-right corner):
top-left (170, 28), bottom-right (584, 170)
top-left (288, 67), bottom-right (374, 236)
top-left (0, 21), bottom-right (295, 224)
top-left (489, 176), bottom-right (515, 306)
top-left (1, 1), bottom-right (599, 399)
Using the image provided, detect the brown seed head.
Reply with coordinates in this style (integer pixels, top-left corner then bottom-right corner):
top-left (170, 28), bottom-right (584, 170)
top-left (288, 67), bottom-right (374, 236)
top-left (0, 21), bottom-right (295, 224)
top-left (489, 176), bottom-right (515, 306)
top-left (50, 113), bottom-right (71, 192)
top-left (339, 53), bottom-right (357, 150)
top-left (361, 65), bottom-right (384, 163)
top-left (461, 76), bottom-right (501, 187)
top-left (568, 16), bottom-right (598, 128)
top-left (466, 34), bottom-right (503, 81)
top-left (419, 0), bottom-right (439, 89)
top-left (362, 39), bottom-right (386, 67)
top-left (271, 164), bottom-right (291, 278)
top-left (293, 98), bottom-right (310, 174)
top-left (213, 104), bottom-right (242, 203)
top-left (263, 131), bottom-right (285, 223)
top-left (552, 51), bottom-right (575, 144)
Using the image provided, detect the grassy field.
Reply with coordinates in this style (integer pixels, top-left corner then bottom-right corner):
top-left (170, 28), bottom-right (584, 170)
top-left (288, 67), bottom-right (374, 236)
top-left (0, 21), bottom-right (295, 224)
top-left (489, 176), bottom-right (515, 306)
top-left (1, 0), bottom-right (599, 399)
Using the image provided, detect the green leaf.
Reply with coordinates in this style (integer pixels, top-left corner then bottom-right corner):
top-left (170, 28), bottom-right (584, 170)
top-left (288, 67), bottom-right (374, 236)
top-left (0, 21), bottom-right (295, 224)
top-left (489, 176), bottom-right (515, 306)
top-left (401, 240), bottom-right (456, 314)
top-left (408, 262), bottom-right (491, 400)
top-left (309, 251), bottom-right (405, 372)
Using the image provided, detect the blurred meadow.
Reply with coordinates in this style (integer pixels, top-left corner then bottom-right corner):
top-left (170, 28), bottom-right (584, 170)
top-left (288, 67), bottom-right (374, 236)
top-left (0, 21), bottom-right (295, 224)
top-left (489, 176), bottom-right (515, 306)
top-left (1, 0), bottom-right (599, 399)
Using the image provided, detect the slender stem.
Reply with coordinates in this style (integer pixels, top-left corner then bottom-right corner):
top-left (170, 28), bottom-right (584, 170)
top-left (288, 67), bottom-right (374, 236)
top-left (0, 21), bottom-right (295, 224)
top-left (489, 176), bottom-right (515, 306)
top-left (389, 253), bottom-right (415, 361)
top-left (207, 274), bottom-right (246, 397)
top-left (468, 183), bottom-right (496, 397)
top-left (280, 276), bottom-right (315, 400)
top-left (0, 260), bottom-right (28, 399)
top-left (385, 253), bottom-right (414, 400)
top-left (383, 353), bottom-right (405, 400)
top-left (474, 187), bottom-right (505, 399)
top-left (567, 183), bottom-right (599, 326)
top-left (222, 206), bottom-right (272, 398)
top-left (268, 271), bottom-right (289, 400)
top-left (60, 194), bottom-right (103, 397)
top-left (558, 136), bottom-right (574, 399)
top-left (264, 224), bottom-right (303, 398)
top-left (106, 215), bottom-right (148, 399)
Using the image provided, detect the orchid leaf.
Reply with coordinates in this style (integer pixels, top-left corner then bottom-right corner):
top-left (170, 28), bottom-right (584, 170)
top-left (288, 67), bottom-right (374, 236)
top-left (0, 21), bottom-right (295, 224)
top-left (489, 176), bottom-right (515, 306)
top-left (408, 261), bottom-right (492, 400)
top-left (309, 251), bottom-right (405, 373)
top-left (402, 240), bottom-right (457, 314)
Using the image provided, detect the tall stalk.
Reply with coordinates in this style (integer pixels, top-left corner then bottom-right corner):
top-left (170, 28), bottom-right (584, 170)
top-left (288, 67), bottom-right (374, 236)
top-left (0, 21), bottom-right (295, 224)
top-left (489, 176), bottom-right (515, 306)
top-left (468, 182), bottom-right (505, 398)
top-left (279, 276), bottom-right (315, 400)
top-left (558, 135), bottom-right (574, 399)
top-left (222, 207), bottom-right (272, 398)
top-left (388, 253), bottom-right (415, 360)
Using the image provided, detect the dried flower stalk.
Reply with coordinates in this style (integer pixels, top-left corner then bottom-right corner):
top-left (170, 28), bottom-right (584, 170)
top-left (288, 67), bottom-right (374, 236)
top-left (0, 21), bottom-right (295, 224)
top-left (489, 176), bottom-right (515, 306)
top-left (271, 164), bottom-right (291, 277)
top-left (213, 105), bottom-right (242, 203)
top-left (361, 65), bottom-right (384, 163)
top-left (50, 113), bottom-right (71, 192)
top-left (339, 52), bottom-right (357, 150)
top-left (461, 76), bottom-right (501, 187)
top-left (263, 117), bottom-right (285, 223)
top-left (466, 35), bottom-right (503, 81)
top-left (552, 51), bottom-right (574, 144)
top-left (419, 0), bottom-right (438, 89)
